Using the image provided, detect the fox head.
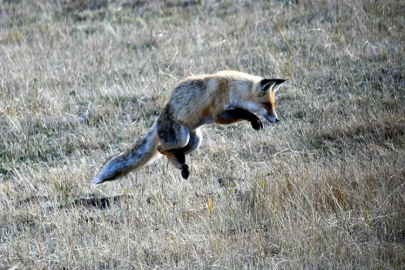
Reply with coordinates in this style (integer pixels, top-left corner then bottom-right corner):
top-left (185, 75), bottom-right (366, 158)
top-left (254, 78), bottom-right (285, 123)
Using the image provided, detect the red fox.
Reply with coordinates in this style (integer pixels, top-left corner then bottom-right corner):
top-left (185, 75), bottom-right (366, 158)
top-left (92, 70), bottom-right (285, 185)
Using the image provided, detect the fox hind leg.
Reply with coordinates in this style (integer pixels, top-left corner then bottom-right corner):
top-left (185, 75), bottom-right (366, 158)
top-left (170, 128), bottom-right (202, 179)
top-left (157, 122), bottom-right (190, 153)
top-left (182, 128), bottom-right (202, 155)
top-left (166, 150), bottom-right (190, 179)
top-left (157, 121), bottom-right (191, 179)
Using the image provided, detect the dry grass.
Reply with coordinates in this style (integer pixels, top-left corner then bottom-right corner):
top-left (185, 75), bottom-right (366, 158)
top-left (0, 0), bottom-right (404, 268)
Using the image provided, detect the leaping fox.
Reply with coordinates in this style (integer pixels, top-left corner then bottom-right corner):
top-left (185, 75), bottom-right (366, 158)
top-left (92, 70), bottom-right (285, 185)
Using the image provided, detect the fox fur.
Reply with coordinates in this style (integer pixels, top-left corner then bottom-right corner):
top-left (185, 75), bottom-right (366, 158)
top-left (93, 70), bottom-right (285, 185)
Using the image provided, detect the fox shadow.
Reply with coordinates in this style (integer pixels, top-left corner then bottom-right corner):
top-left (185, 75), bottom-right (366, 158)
top-left (17, 194), bottom-right (134, 211)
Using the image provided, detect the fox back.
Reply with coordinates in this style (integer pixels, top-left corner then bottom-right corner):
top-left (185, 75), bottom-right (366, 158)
top-left (165, 70), bottom-right (284, 128)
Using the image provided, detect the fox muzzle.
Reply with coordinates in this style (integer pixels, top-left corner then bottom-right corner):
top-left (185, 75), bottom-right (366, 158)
top-left (264, 114), bottom-right (279, 123)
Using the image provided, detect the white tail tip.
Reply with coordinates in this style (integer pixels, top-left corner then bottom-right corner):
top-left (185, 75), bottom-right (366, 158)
top-left (92, 176), bottom-right (104, 186)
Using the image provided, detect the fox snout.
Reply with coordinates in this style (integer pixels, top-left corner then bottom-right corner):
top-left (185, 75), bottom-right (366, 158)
top-left (264, 112), bottom-right (279, 123)
top-left (260, 107), bottom-right (279, 123)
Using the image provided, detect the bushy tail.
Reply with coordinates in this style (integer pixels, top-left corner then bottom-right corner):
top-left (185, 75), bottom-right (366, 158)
top-left (92, 125), bottom-right (161, 185)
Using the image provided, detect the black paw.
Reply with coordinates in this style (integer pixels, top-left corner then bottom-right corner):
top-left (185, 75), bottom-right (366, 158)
top-left (251, 117), bottom-right (263, 130)
top-left (173, 151), bottom-right (186, 164)
top-left (181, 164), bottom-right (190, 180)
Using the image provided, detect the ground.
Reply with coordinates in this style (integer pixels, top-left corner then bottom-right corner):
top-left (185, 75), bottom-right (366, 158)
top-left (0, 0), bottom-right (404, 268)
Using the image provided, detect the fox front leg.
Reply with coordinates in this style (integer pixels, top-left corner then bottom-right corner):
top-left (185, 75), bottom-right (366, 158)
top-left (215, 108), bottom-right (263, 130)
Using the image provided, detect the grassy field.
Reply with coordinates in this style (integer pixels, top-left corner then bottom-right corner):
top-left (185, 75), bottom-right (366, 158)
top-left (0, 0), bottom-right (404, 268)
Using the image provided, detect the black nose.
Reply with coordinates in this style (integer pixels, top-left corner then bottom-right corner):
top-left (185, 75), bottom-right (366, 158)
top-left (275, 118), bottom-right (279, 122)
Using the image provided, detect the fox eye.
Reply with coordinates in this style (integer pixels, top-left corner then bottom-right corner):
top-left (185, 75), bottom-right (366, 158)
top-left (261, 102), bottom-right (273, 111)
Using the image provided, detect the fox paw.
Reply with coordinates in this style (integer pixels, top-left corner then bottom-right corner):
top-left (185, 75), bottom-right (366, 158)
top-left (251, 118), bottom-right (263, 130)
top-left (181, 164), bottom-right (190, 180)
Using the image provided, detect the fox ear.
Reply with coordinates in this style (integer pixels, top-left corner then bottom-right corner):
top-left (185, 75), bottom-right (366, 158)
top-left (260, 79), bottom-right (285, 93)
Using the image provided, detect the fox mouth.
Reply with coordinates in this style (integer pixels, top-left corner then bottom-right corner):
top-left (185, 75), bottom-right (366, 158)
top-left (264, 114), bottom-right (279, 123)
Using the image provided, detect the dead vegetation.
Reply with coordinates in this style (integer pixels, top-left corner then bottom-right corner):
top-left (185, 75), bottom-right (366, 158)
top-left (0, 0), bottom-right (404, 268)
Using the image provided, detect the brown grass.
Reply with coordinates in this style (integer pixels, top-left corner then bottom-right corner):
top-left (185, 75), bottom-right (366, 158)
top-left (0, 0), bottom-right (404, 268)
